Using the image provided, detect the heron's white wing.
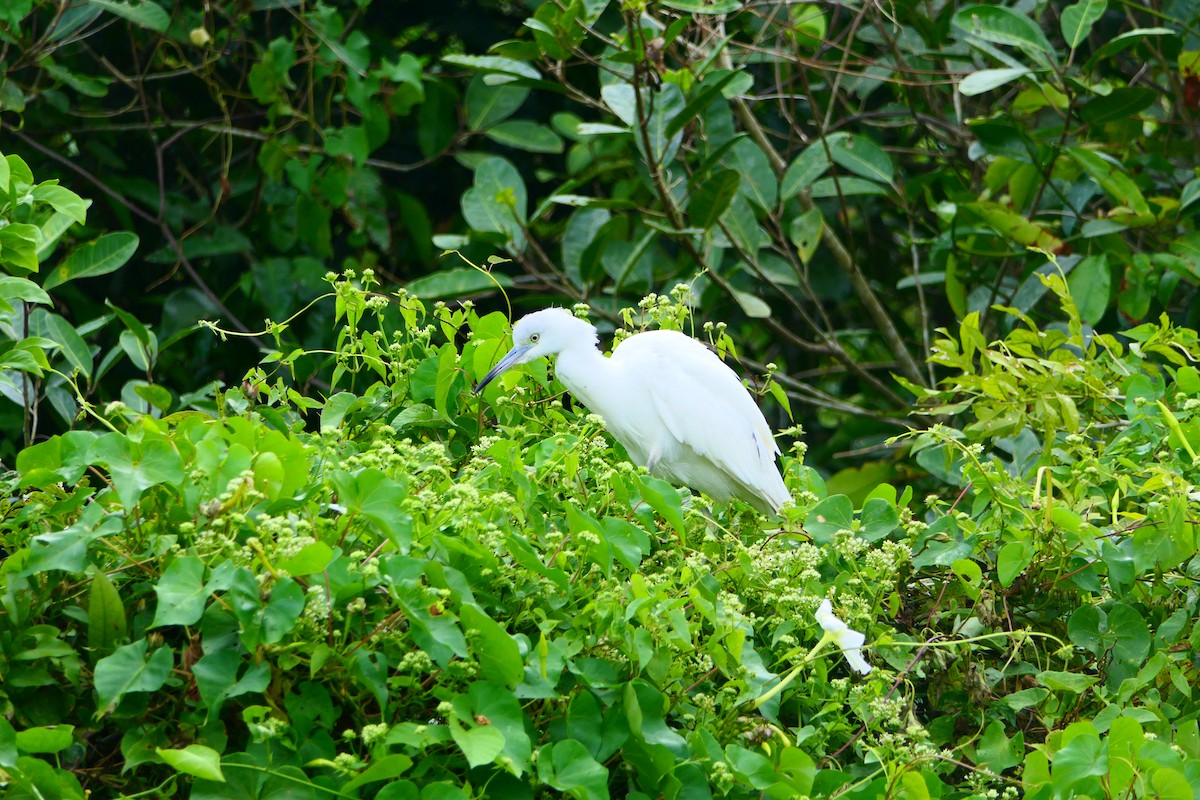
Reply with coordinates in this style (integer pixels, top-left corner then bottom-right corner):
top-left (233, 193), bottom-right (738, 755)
top-left (614, 331), bottom-right (783, 498)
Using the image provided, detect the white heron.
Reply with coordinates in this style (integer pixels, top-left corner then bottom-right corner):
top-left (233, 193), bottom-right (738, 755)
top-left (474, 308), bottom-right (791, 514)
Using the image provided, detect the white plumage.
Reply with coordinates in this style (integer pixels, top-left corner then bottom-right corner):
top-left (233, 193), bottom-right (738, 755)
top-left (475, 308), bottom-right (791, 514)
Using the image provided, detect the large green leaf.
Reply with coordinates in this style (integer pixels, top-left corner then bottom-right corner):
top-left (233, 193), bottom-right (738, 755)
top-left (88, 569), bottom-right (127, 652)
top-left (442, 55), bottom-right (541, 82)
top-left (89, 433), bottom-right (184, 510)
top-left (152, 556), bottom-right (208, 627)
top-left (461, 605), bottom-right (524, 688)
top-left (537, 740), bottom-right (609, 800)
top-left (722, 138), bottom-right (777, 211)
top-left (330, 468), bottom-right (412, 551)
top-left (1061, 0), bottom-right (1106, 49)
top-left (483, 120), bottom-right (564, 153)
top-left (688, 170), bottom-right (741, 230)
top-left (827, 132), bottom-right (893, 185)
top-left (461, 157), bottom-right (528, 252)
top-left (464, 76), bottom-right (529, 131)
top-left (0, 223), bottom-right (42, 275)
top-left (952, 4), bottom-right (1055, 64)
top-left (157, 745), bottom-right (225, 782)
top-left (94, 639), bottom-right (173, 714)
top-left (959, 67), bottom-right (1030, 96)
top-left (406, 267), bottom-right (512, 300)
top-left (87, 0), bottom-right (169, 32)
top-left (1066, 254), bottom-right (1110, 325)
top-left (42, 232), bottom-right (139, 291)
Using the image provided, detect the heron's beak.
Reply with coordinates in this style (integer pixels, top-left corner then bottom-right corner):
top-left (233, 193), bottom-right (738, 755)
top-left (473, 343), bottom-right (533, 394)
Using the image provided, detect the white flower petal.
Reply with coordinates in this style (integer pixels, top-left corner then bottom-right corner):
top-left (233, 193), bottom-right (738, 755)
top-left (814, 598), bottom-right (872, 675)
top-left (843, 648), bottom-right (873, 675)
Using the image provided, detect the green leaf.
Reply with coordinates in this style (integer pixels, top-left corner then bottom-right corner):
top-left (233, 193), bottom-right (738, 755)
top-left (600, 83), bottom-right (636, 127)
top-left (418, 79), bottom-right (457, 158)
top-left (465, 77), bottom-right (529, 131)
top-left (0, 719), bottom-right (16, 768)
top-left (433, 342), bottom-right (458, 421)
top-left (1066, 254), bottom-right (1110, 325)
top-left (88, 570), bottom-right (127, 651)
top-left (483, 120), bottom-right (564, 153)
top-left (804, 495), bottom-right (853, 545)
top-left (658, 0), bottom-right (741, 13)
top-left (20, 504), bottom-right (123, 576)
top-left (960, 201), bottom-right (1064, 253)
top-left (442, 55), bottom-right (541, 82)
top-left (1106, 603), bottom-right (1150, 665)
top-left (43, 232), bottom-right (139, 291)
top-left (1181, 177), bottom-right (1200, 212)
top-left (688, 170), bottom-right (741, 230)
top-left (723, 138), bottom-right (777, 211)
top-left (810, 176), bottom-right (888, 197)
top-left (94, 639), bottom-right (173, 715)
top-left (1082, 27), bottom-right (1175, 70)
top-left (859, 497), bottom-right (899, 542)
top-left (1052, 733), bottom-right (1108, 792)
top-left (780, 145), bottom-right (830, 200)
top-left (731, 289), bottom-right (771, 319)
top-left (538, 740), bottom-right (609, 800)
top-left (343, 755), bottom-right (414, 794)
top-left (0, 223), bottom-right (42, 274)
top-left (635, 475), bottom-right (686, 536)
top-left (996, 541), bottom-right (1032, 587)
top-left (1037, 670), bottom-right (1097, 693)
top-left (788, 208), bottom-right (823, 265)
top-left (1061, 0), bottom-right (1106, 49)
top-left (32, 184), bottom-right (89, 224)
top-left (87, 0), bottom-right (169, 32)
top-left (324, 125), bottom-right (370, 167)
top-left (331, 468), bottom-right (412, 551)
top-left (407, 267), bottom-right (512, 300)
top-left (1078, 87), bottom-right (1155, 124)
top-left (461, 156), bottom-right (528, 251)
top-left (0, 277), bottom-right (51, 312)
top-left (31, 311), bottom-right (93, 379)
top-left (15, 726), bottom-right (74, 754)
top-left (959, 67), bottom-right (1030, 96)
top-left (192, 649), bottom-right (271, 716)
top-left (562, 207), bottom-right (610, 283)
top-left (827, 132), bottom-right (894, 184)
top-left (89, 433), bottom-right (184, 510)
top-left (971, 721), bottom-right (1023, 773)
top-left (278, 542), bottom-right (334, 576)
top-left (665, 70), bottom-right (741, 138)
top-left (157, 745), bottom-right (225, 782)
top-left (640, 82), bottom-right (686, 165)
top-left (450, 719), bottom-right (505, 769)
top-left (461, 604), bottom-right (524, 688)
top-left (952, 4), bottom-right (1056, 63)
top-left (1066, 147), bottom-right (1150, 217)
top-left (152, 556), bottom-right (208, 627)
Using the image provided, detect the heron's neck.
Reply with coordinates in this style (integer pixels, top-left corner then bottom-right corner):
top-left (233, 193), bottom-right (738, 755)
top-left (552, 342), bottom-right (617, 415)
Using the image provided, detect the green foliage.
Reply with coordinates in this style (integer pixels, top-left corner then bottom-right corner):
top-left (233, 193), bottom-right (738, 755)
top-left (6, 266), bottom-right (1200, 797)
top-left (0, 148), bottom-right (148, 456)
top-left (5, 0), bottom-right (1197, 475)
top-left (2, 275), bottom-right (905, 798)
top-left (4, 1), bottom-right (1200, 796)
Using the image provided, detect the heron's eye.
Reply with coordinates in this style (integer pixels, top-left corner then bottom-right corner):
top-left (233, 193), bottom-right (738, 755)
top-left (530, 333), bottom-right (540, 344)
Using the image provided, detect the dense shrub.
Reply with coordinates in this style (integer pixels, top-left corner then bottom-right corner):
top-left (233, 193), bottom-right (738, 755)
top-left (4, 270), bottom-right (1200, 798)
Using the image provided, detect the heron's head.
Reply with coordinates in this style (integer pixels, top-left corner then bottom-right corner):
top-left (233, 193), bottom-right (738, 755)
top-left (474, 308), bottom-right (597, 393)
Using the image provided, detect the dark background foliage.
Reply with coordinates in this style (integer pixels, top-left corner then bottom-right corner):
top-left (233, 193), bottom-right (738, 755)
top-left (5, 0), bottom-right (1200, 472)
